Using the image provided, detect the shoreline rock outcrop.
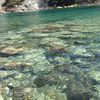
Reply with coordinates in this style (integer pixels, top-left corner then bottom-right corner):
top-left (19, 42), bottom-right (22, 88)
top-left (0, 0), bottom-right (5, 13)
top-left (0, 0), bottom-right (100, 13)
top-left (1, 0), bottom-right (47, 13)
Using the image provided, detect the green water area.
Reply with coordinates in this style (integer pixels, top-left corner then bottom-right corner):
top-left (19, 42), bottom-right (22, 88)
top-left (0, 5), bottom-right (100, 100)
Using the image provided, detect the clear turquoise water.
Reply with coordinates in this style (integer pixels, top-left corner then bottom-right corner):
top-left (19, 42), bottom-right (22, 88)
top-left (0, 5), bottom-right (100, 100)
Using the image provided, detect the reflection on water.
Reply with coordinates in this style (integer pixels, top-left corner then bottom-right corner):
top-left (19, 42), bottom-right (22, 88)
top-left (0, 6), bottom-right (100, 100)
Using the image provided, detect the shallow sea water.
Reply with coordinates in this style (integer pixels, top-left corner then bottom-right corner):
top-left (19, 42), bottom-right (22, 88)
top-left (0, 5), bottom-right (100, 100)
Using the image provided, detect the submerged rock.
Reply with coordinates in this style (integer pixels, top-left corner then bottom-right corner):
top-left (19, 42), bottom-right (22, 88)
top-left (40, 86), bottom-right (67, 100)
top-left (69, 46), bottom-right (94, 58)
top-left (89, 70), bottom-right (100, 83)
top-left (4, 61), bottom-right (31, 69)
top-left (94, 85), bottom-right (100, 99)
top-left (0, 71), bottom-right (16, 78)
top-left (31, 86), bottom-right (67, 100)
top-left (13, 87), bottom-right (25, 100)
top-left (67, 75), bottom-right (95, 100)
top-left (0, 46), bottom-right (23, 57)
top-left (0, 94), bottom-right (3, 100)
top-left (30, 24), bottom-right (65, 33)
top-left (6, 86), bottom-right (67, 100)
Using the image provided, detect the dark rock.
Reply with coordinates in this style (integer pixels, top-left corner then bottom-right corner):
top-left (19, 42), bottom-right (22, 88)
top-left (0, 52), bottom-right (20, 57)
top-left (0, 66), bottom-right (7, 70)
top-left (66, 73), bottom-right (96, 100)
top-left (34, 76), bottom-right (56, 87)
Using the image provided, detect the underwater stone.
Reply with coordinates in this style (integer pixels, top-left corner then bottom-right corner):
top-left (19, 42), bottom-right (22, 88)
top-left (0, 94), bottom-right (3, 100)
top-left (54, 57), bottom-right (71, 65)
top-left (0, 71), bottom-right (16, 78)
top-left (0, 84), bottom-right (13, 100)
top-left (94, 85), bottom-right (100, 99)
top-left (69, 46), bottom-right (94, 57)
top-left (0, 85), bottom-right (4, 100)
top-left (39, 86), bottom-right (67, 100)
top-left (0, 46), bottom-right (23, 57)
top-left (5, 86), bottom-right (67, 100)
top-left (4, 61), bottom-right (32, 69)
top-left (13, 87), bottom-right (25, 100)
top-left (30, 24), bottom-right (64, 33)
top-left (67, 78), bottom-right (93, 100)
top-left (34, 77), bottom-right (50, 87)
top-left (27, 86), bottom-right (68, 100)
top-left (89, 71), bottom-right (100, 83)
top-left (4, 61), bottom-right (22, 68)
top-left (14, 73), bottom-right (26, 80)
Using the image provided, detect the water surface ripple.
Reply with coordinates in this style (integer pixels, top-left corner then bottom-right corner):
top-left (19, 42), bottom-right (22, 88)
top-left (0, 6), bottom-right (100, 100)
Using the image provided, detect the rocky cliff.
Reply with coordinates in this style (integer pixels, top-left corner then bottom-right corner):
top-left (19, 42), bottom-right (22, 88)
top-left (0, 0), bottom-right (100, 13)
top-left (0, 0), bottom-right (5, 12)
top-left (1, 0), bottom-right (46, 12)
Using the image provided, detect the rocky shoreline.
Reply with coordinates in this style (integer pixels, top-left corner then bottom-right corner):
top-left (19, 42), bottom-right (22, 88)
top-left (0, 4), bottom-right (99, 14)
top-left (0, 0), bottom-right (100, 13)
top-left (0, 0), bottom-right (42, 13)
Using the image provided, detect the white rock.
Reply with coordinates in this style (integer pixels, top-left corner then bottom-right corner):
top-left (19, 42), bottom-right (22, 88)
top-left (0, 94), bottom-right (3, 100)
